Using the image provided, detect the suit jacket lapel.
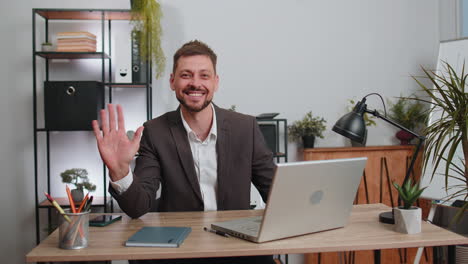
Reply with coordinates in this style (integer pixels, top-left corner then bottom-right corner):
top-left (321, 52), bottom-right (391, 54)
top-left (168, 109), bottom-right (203, 203)
top-left (215, 106), bottom-right (231, 210)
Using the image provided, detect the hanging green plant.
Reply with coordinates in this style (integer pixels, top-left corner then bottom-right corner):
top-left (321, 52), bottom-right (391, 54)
top-left (131, 0), bottom-right (166, 79)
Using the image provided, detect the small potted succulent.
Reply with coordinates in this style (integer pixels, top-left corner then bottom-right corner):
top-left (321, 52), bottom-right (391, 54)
top-left (60, 168), bottom-right (96, 202)
top-left (41, 42), bottom-right (53, 52)
top-left (392, 178), bottom-right (427, 234)
top-left (288, 111), bottom-right (326, 148)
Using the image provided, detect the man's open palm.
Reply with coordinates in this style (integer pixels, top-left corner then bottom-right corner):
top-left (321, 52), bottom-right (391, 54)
top-left (92, 104), bottom-right (144, 181)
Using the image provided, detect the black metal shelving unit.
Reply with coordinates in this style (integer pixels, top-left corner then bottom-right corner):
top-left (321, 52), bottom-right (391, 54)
top-left (32, 8), bottom-right (153, 243)
top-left (257, 118), bottom-right (288, 163)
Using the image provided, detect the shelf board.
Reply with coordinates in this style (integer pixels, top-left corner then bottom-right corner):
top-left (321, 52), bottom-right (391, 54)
top-left (35, 52), bottom-right (109, 59)
top-left (274, 152), bottom-right (286, 157)
top-left (105, 83), bottom-right (150, 88)
top-left (256, 118), bottom-right (287, 122)
top-left (35, 9), bottom-right (132, 20)
top-left (39, 196), bottom-right (106, 208)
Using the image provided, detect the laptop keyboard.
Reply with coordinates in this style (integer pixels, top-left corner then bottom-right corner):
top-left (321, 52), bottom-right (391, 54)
top-left (235, 217), bottom-right (262, 236)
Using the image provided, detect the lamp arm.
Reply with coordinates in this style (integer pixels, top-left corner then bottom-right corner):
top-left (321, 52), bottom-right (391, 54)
top-left (364, 109), bottom-right (425, 140)
top-left (404, 137), bottom-right (425, 186)
top-left (365, 108), bottom-right (426, 192)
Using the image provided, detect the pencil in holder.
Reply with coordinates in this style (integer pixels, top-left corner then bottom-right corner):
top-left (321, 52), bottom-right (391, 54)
top-left (58, 209), bottom-right (90, 249)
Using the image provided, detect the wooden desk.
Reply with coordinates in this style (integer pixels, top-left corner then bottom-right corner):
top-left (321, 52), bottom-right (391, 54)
top-left (303, 146), bottom-right (427, 263)
top-left (26, 204), bottom-right (467, 263)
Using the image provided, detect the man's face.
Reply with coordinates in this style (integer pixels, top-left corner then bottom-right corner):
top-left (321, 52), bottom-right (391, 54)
top-left (170, 55), bottom-right (219, 113)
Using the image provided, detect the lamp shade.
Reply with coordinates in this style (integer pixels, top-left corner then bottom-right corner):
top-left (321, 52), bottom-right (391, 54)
top-left (332, 111), bottom-right (367, 144)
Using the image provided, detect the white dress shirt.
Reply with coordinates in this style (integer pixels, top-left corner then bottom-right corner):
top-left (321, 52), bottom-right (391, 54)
top-left (110, 104), bottom-right (219, 211)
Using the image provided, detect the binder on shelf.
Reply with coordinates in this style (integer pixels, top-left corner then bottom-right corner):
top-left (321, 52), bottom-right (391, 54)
top-left (125, 226), bottom-right (191, 247)
top-left (131, 30), bottom-right (148, 83)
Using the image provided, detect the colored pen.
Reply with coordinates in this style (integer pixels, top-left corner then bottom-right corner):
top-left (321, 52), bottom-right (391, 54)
top-left (65, 185), bottom-right (77, 213)
top-left (76, 193), bottom-right (89, 213)
top-left (44, 192), bottom-right (71, 223)
top-left (84, 195), bottom-right (94, 212)
top-left (203, 227), bottom-right (230, 238)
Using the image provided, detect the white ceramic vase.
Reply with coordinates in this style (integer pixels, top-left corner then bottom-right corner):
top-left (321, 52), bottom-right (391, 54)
top-left (394, 206), bottom-right (422, 234)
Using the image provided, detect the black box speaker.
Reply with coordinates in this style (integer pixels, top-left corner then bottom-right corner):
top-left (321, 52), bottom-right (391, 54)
top-left (259, 124), bottom-right (277, 154)
top-left (44, 81), bottom-right (104, 130)
top-left (131, 30), bottom-right (148, 83)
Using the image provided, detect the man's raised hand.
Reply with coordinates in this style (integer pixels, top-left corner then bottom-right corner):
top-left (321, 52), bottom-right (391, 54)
top-left (92, 104), bottom-right (144, 181)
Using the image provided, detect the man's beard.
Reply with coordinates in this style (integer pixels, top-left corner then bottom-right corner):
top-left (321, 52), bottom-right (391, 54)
top-left (176, 87), bottom-right (212, 113)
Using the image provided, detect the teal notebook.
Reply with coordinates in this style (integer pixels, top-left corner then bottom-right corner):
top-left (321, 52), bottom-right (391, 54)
top-left (125, 226), bottom-right (192, 247)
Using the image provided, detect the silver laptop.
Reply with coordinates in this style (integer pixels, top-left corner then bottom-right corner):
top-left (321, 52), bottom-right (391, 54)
top-left (211, 157), bottom-right (367, 243)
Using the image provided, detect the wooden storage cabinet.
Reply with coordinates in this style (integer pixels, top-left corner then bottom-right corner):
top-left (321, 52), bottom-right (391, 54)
top-left (303, 145), bottom-right (430, 264)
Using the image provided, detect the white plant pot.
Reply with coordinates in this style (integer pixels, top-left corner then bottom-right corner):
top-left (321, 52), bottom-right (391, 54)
top-left (41, 44), bottom-right (53, 52)
top-left (394, 206), bottom-right (422, 234)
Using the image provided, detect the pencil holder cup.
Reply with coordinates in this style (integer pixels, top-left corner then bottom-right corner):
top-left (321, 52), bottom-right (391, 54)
top-left (58, 209), bottom-right (90, 249)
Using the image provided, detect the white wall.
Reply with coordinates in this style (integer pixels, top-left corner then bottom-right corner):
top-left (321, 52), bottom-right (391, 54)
top-left (439, 0), bottom-right (461, 40)
top-left (0, 0), bottom-right (449, 263)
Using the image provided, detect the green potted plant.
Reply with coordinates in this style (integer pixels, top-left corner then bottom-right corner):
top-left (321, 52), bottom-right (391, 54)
top-left (288, 111), bottom-right (326, 148)
top-left (41, 42), bottom-right (53, 52)
top-left (60, 168), bottom-right (96, 202)
top-left (411, 61), bottom-right (468, 222)
top-left (392, 178), bottom-right (427, 234)
top-left (347, 99), bottom-right (376, 146)
top-left (388, 96), bottom-right (427, 145)
top-left (130, 0), bottom-right (165, 78)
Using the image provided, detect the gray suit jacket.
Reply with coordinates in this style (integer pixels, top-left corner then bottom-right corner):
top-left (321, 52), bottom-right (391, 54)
top-left (110, 105), bottom-right (276, 218)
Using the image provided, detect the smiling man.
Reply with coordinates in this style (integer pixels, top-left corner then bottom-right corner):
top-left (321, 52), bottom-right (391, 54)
top-left (92, 40), bottom-right (276, 263)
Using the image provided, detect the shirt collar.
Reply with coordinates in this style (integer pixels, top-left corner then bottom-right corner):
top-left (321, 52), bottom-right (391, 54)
top-left (180, 104), bottom-right (217, 142)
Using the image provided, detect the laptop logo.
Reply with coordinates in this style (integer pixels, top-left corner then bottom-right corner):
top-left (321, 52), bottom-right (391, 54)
top-left (310, 190), bottom-right (324, 205)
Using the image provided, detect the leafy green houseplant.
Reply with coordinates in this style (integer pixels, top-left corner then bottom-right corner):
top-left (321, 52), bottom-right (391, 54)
top-left (388, 96), bottom-right (428, 145)
top-left (411, 61), bottom-right (468, 220)
top-left (130, 0), bottom-right (165, 78)
top-left (392, 178), bottom-right (426, 234)
top-left (60, 168), bottom-right (96, 202)
top-left (288, 111), bottom-right (326, 148)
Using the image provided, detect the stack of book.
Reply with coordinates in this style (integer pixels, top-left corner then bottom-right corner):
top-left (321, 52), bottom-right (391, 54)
top-left (56, 31), bottom-right (97, 52)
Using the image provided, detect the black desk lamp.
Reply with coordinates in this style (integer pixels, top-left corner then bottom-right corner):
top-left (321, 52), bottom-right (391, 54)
top-left (332, 93), bottom-right (425, 224)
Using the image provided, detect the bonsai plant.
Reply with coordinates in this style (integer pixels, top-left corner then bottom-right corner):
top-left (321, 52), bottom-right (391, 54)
top-left (288, 111), bottom-right (326, 148)
top-left (130, 0), bottom-right (165, 78)
top-left (411, 61), bottom-right (468, 222)
top-left (60, 168), bottom-right (96, 202)
top-left (392, 178), bottom-right (427, 234)
top-left (388, 96), bottom-right (427, 145)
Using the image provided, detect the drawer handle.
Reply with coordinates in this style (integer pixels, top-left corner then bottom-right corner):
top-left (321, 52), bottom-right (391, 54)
top-left (66, 86), bottom-right (76, 95)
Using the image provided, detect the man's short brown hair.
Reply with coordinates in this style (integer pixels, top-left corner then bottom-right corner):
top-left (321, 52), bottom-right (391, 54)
top-left (173, 40), bottom-right (217, 73)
